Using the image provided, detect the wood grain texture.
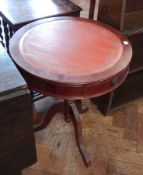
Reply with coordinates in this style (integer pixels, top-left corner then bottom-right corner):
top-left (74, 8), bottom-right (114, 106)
top-left (22, 98), bottom-right (143, 175)
top-left (124, 11), bottom-right (143, 32)
top-left (95, 0), bottom-right (143, 113)
top-left (0, 0), bottom-right (81, 30)
top-left (137, 112), bottom-right (143, 153)
top-left (111, 103), bottom-right (138, 140)
top-left (9, 17), bottom-right (132, 99)
top-left (126, 0), bottom-right (143, 12)
top-left (18, 21), bottom-right (124, 76)
top-left (97, 0), bottom-right (125, 31)
top-left (111, 98), bottom-right (143, 154)
top-left (20, 1), bottom-right (143, 174)
top-left (98, 0), bottom-right (143, 34)
top-left (0, 0), bottom-right (81, 50)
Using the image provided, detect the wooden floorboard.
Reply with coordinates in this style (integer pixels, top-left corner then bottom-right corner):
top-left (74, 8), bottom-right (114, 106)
top-left (22, 97), bottom-right (143, 175)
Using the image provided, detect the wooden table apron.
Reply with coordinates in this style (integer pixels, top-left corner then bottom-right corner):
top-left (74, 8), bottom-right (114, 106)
top-left (9, 17), bottom-right (132, 167)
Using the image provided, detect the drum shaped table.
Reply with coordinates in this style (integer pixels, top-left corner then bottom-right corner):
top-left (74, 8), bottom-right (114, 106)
top-left (9, 17), bottom-right (132, 167)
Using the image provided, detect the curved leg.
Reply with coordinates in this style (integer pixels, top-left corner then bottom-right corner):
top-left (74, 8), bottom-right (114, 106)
top-left (75, 100), bottom-right (88, 114)
top-left (34, 98), bottom-right (91, 167)
top-left (64, 100), bottom-right (71, 123)
top-left (34, 101), bottom-right (64, 132)
top-left (69, 102), bottom-right (91, 167)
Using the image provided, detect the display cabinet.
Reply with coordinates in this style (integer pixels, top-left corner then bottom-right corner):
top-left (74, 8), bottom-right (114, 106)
top-left (93, 0), bottom-right (143, 114)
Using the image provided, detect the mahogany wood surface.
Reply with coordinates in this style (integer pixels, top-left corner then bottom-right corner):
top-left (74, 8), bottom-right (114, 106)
top-left (0, 0), bottom-right (81, 51)
top-left (98, 0), bottom-right (143, 36)
top-left (98, 0), bottom-right (124, 32)
top-left (10, 17), bottom-right (132, 99)
top-left (34, 99), bottom-right (91, 167)
top-left (9, 16), bottom-right (132, 167)
top-left (0, 0), bottom-right (81, 30)
top-left (96, 0), bottom-right (143, 114)
top-left (126, 0), bottom-right (143, 12)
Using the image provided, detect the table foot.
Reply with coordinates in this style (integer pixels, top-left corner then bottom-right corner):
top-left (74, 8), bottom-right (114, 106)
top-left (34, 99), bottom-right (91, 167)
top-left (34, 101), bottom-right (64, 131)
top-left (69, 102), bottom-right (91, 167)
top-left (75, 100), bottom-right (89, 114)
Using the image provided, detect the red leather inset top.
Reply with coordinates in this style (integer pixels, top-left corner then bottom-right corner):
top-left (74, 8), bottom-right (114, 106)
top-left (20, 20), bottom-right (122, 76)
top-left (10, 17), bottom-right (132, 84)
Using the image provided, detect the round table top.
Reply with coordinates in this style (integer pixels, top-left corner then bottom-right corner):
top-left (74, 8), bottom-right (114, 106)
top-left (10, 17), bottom-right (132, 85)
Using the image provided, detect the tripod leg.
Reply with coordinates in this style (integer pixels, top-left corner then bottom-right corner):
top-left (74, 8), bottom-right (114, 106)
top-left (34, 101), bottom-right (64, 131)
top-left (69, 102), bottom-right (91, 167)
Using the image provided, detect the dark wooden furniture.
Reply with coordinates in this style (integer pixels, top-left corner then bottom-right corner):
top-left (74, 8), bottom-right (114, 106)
top-left (0, 0), bottom-right (81, 50)
top-left (89, 0), bottom-right (96, 19)
top-left (0, 43), bottom-right (36, 175)
top-left (9, 16), bottom-right (132, 167)
top-left (91, 0), bottom-right (143, 114)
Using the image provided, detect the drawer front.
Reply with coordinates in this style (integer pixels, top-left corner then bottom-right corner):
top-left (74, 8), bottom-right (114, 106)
top-left (126, 0), bottom-right (143, 12)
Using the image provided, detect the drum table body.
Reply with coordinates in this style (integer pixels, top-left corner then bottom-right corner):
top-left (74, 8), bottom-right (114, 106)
top-left (10, 17), bottom-right (132, 167)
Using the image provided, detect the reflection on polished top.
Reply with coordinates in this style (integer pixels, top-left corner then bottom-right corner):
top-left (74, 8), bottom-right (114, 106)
top-left (20, 20), bottom-right (122, 75)
top-left (10, 17), bottom-right (132, 84)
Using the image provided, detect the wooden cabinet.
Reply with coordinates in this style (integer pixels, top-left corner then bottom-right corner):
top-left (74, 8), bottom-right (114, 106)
top-left (0, 44), bottom-right (36, 174)
top-left (93, 0), bottom-right (143, 114)
top-left (98, 0), bottom-right (143, 35)
top-left (0, 0), bottom-right (81, 50)
top-left (98, 0), bottom-right (143, 73)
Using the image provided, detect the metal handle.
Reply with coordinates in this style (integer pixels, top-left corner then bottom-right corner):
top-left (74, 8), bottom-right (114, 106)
top-left (112, 77), bottom-right (118, 86)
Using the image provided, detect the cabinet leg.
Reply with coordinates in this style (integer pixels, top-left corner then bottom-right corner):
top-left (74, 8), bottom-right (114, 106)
top-left (89, 0), bottom-right (96, 19)
top-left (106, 91), bottom-right (114, 115)
top-left (75, 100), bottom-right (89, 113)
top-left (91, 91), bottom-right (114, 116)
